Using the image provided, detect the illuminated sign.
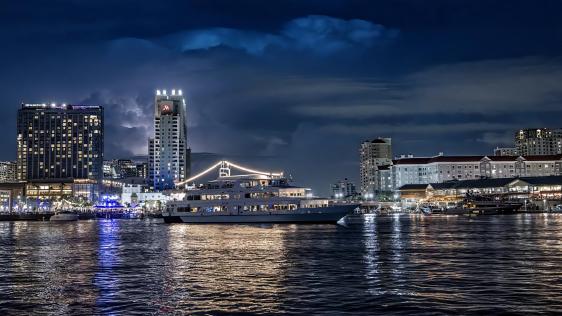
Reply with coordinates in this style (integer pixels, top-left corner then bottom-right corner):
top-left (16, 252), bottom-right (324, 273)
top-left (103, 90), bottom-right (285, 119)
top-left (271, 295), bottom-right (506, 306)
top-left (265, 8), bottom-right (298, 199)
top-left (159, 101), bottom-right (174, 115)
top-left (22, 104), bottom-right (101, 110)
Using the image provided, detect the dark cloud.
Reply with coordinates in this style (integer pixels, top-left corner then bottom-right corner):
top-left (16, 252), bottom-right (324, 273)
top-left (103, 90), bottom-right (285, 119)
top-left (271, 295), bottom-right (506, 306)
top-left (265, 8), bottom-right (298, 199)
top-left (80, 91), bottom-right (154, 157)
top-left (2, 1), bottom-right (562, 195)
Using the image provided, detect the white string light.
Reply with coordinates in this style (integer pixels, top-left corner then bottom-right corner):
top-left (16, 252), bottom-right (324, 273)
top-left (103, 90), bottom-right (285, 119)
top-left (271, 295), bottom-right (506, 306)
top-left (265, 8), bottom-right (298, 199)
top-left (175, 160), bottom-right (283, 187)
top-left (226, 161), bottom-right (283, 177)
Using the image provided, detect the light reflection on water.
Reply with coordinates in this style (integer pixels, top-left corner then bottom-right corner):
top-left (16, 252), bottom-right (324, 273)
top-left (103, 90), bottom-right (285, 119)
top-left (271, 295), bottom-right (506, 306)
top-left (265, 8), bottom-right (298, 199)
top-left (0, 215), bottom-right (561, 314)
top-left (362, 216), bottom-right (380, 296)
top-left (95, 220), bottom-right (121, 313)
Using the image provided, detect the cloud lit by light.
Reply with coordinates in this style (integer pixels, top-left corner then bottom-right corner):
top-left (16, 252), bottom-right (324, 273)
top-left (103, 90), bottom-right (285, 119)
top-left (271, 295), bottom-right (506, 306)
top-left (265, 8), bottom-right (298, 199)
top-left (1, 2), bottom-right (562, 195)
top-left (162, 15), bottom-right (397, 55)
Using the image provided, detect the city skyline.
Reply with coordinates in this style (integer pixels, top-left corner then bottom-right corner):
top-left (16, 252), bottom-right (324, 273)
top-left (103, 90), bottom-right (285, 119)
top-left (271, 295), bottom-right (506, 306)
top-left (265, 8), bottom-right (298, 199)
top-left (3, 1), bottom-right (562, 195)
top-left (2, 2), bottom-right (562, 315)
top-left (4, 99), bottom-right (561, 195)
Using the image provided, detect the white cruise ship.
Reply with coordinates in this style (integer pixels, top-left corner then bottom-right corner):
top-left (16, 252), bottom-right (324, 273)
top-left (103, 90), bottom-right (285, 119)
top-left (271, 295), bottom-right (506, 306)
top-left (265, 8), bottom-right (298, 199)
top-left (162, 162), bottom-right (358, 224)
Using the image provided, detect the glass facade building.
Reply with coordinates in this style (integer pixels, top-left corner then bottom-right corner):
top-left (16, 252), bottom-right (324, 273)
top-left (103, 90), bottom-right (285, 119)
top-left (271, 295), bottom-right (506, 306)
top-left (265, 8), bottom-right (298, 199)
top-left (16, 103), bottom-right (104, 182)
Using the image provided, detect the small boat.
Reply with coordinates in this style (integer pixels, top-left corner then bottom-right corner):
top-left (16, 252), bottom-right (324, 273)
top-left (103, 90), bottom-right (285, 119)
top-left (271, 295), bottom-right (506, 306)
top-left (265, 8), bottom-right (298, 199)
top-left (420, 206), bottom-right (433, 215)
top-left (342, 213), bottom-right (376, 224)
top-left (50, 211), bottom-right (79, 221)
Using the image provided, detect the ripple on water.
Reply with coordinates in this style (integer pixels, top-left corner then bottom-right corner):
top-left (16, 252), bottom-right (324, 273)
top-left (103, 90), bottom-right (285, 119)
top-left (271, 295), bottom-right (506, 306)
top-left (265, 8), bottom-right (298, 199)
top-left (0, 215), bottom-right (561, 315)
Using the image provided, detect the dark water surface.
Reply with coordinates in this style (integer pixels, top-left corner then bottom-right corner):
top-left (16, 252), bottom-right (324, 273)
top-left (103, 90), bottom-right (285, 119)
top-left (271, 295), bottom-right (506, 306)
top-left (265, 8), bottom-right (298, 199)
top-left (1, 214), bottom-right (561, 315)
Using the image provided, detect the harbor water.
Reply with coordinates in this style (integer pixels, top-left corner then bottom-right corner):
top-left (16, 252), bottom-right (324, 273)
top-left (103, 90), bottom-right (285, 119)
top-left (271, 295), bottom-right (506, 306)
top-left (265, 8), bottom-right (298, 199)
top-left (1, 214), bottom-right (561, 315)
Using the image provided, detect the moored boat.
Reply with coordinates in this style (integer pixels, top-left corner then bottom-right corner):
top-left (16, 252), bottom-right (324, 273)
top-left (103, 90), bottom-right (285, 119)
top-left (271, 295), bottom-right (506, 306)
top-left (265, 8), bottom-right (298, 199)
top-left (444, 199), bottom-right (523, 215)
top-left (50, 211), bottom-right (79, 221)
top-left (163, 173), bottom-right (358, 224)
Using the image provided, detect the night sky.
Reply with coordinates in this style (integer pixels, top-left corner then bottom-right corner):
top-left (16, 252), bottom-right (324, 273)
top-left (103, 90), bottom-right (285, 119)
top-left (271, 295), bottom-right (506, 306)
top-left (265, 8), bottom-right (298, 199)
top-left (3, 1), bottom-right (562, 195)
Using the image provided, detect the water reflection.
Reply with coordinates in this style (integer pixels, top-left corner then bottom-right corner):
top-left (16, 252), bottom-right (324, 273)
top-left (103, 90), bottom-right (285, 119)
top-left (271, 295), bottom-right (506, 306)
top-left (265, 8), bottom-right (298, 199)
top-left (0, 221), bottom-right (99, 314)
top-left (95, 220), bottom-right (121, 312)
top-left (0, 216), bottom-right (561, 314)
top-left (362, 217), bottom-right (380, 296)
top-left (162, 224), bottom-right (288, 313)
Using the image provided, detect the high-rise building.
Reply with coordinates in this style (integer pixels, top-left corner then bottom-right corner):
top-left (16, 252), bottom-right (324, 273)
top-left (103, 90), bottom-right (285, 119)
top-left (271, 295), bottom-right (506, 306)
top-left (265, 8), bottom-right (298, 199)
top-left (148, 89), bottom-right (190, 190)
top-left (103, 159), bottom-right (149, 179)
top-left (331, 178), bottom-right (357, 199)
top-left (116, 159), bottom-right (137, 178)
top-left (0, 161), bottom-right (17, 183)
top-left (360, 138), bottom-right (392, 197)
top-left (16, 103), bottom-right (103, 181)
top-left (136, 161), bottom-right (149, 179)
top-left (515, 128), bottom-right (562, 156)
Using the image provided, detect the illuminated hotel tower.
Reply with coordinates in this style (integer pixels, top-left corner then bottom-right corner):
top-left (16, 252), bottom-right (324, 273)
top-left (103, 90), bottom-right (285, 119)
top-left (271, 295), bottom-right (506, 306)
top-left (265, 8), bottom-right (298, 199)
top-left (16, 103), bottom-right (104, 181)
top-left (148, 89), bottom-right (191, 190)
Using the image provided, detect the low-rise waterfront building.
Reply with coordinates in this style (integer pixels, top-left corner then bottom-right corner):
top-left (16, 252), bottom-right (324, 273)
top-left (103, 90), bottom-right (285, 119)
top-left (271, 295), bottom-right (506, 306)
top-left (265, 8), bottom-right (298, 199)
top-left (0, 182), bottom-right (26, 212)
top-left (121, 184), bottom-right (169, 206)
top-left (25, 179), bottom-right (73, 200)
top-left (396, 184), bottom-right (428, 204)
top-left (25, 178), bottom-right (98, 202)
top-left (391, 154), bottom-right (562, 190)
top-left (392, 154), bottom-right (484, 189)
top-left (398, 175), bottom-right (562, 204)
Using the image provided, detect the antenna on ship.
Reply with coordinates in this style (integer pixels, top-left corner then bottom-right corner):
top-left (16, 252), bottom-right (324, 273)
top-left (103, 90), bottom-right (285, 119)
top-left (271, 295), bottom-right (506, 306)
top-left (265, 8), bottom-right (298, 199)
top-left (219, 160), bottom-right (231, 178)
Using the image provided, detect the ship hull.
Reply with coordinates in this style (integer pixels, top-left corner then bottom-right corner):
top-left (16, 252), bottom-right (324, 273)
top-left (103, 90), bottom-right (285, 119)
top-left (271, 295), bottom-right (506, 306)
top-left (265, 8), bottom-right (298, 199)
top-left (0, 213), bottom-right (53, 221)
top-left (163, 205), bottom-right (358, 224)
top-left (50, 213), bottom-right (79, 221)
